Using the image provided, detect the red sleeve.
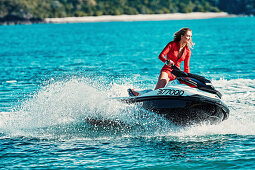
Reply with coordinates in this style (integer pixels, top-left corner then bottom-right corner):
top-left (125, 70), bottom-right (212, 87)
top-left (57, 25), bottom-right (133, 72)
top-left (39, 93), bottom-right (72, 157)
top-left (184, 50), bottom-right (191, 73)
top-left (158, 42), bottom-right (172, 63)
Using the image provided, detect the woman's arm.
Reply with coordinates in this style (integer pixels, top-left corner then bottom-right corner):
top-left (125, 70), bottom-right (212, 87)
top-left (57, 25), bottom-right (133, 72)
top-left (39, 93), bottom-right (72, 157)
top-left (184, 50), bottom-right (191, 73)
top-left (158, 42), bottom-right (172, 63)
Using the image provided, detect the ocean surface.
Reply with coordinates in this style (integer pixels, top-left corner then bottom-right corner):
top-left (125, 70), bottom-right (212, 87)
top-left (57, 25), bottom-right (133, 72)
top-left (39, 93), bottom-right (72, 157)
top-left (0, 17), bottom-right (254, 169)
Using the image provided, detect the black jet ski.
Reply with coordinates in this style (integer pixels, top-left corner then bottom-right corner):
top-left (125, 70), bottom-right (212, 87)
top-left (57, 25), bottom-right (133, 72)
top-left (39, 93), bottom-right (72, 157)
top-left (117, 66), bottom-right (230, 126)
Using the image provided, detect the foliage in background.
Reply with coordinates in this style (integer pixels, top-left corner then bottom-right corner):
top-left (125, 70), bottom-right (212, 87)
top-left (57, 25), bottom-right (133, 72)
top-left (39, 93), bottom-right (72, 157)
top-left (0, 0), bottom-right (254, 23)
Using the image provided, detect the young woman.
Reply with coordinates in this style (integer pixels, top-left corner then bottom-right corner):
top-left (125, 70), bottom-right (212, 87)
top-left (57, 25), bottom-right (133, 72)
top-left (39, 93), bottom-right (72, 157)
top-left (155, 28), bottom-right (193, 90)
top-left (128, 28), bottom-right (193, 96)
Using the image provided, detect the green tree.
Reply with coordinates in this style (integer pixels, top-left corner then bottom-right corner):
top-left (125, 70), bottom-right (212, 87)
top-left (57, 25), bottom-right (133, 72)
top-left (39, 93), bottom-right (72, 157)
top-left (1, 0), bottom-right (255, 24)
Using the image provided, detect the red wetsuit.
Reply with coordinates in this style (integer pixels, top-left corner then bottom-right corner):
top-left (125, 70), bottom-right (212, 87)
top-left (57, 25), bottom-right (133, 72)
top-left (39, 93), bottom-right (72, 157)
top-left (158, 41), bottom-right (191, 80)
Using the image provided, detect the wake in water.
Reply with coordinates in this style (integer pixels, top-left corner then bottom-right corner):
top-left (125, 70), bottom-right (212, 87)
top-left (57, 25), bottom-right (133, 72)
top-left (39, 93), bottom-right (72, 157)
top-left (0, 77), bottom-right (254, 139)
top-left (0, 77), bottom-right (174, 138)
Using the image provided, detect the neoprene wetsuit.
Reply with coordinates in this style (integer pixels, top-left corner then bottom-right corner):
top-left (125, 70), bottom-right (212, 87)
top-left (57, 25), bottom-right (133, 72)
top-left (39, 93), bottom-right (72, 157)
top-left (158, 41), bottom-right (191, 80)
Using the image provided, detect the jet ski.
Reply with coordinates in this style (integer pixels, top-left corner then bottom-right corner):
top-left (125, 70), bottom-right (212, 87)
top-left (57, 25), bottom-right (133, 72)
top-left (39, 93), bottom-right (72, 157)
top-left (117, 66), bottom-right (230, 126)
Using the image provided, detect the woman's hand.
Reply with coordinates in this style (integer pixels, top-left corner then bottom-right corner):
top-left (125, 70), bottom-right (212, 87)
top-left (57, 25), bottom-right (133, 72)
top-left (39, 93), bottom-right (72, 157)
top-left (166, 60), bottom-right (174, 66)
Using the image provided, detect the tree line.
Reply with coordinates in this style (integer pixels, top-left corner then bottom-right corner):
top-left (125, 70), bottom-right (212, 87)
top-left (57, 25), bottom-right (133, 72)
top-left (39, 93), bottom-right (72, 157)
top-left (0, 0), bottom-right (254, 24)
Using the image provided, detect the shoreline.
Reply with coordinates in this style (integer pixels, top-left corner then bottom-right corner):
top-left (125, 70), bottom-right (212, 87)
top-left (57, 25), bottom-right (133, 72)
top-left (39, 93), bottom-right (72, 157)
top-left (45, 12), bottom-right (235, 24)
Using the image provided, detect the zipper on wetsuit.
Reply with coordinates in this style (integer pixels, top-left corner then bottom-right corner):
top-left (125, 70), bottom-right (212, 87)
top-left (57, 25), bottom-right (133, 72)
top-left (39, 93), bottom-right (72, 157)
top-left (176, 48), bottom-right (184, 62)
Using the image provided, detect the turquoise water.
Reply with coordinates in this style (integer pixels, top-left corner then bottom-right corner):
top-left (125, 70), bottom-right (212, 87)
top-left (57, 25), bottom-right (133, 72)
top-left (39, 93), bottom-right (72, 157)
top-left (0, 17), bottom-right (255, 169)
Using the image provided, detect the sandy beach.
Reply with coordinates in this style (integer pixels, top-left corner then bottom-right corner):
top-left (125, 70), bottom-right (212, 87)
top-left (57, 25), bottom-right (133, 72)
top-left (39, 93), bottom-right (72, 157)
top-left (45, 12), bottom-right (234, 24)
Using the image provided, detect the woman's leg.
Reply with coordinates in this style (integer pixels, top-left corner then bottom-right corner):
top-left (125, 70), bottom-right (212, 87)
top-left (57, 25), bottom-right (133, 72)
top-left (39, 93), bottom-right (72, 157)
top-left (155, 71), bottom-right (170, 90)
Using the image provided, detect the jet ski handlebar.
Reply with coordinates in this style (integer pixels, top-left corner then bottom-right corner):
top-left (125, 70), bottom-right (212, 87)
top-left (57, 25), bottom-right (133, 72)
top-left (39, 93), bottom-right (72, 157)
top-left (170, 65), bottom-right (222, 98)
top-left (171, 65), bottom-right (211, 84)
top-left (171, 65), bottom-right (189, 77)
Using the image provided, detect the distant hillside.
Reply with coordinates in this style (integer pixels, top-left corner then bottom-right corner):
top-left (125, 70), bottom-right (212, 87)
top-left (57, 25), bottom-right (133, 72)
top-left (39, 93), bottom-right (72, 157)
top-left (0, 0), bottom-right (254, 24)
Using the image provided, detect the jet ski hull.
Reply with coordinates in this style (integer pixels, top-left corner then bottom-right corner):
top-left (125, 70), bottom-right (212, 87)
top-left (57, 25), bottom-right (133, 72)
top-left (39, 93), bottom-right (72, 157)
top-left (117, 66), bottom-right (230, 126)
top-left (121, 95), bottom-right (229, 126)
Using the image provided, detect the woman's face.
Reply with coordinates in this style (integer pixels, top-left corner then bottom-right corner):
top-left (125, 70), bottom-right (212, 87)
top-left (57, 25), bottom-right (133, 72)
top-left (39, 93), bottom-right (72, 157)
top-left (181, 31), bottom-right (192, 44)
